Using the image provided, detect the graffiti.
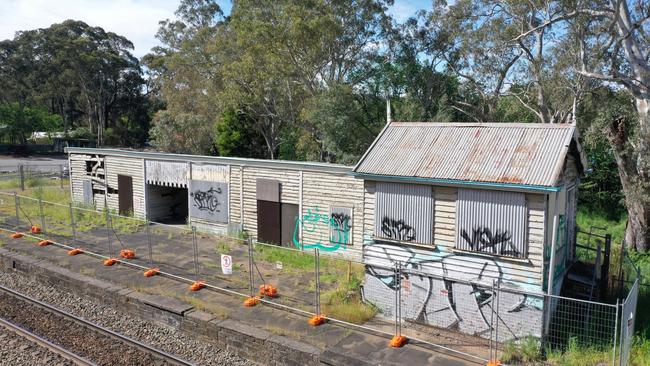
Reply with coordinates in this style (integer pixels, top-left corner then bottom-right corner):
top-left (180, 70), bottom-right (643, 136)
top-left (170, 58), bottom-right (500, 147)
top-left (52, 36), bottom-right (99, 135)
top-left (292, 207), bottom-right (351, 252)
top-left (189, 180), bottom-right (229, 223)
top-left (362, 240), bottom-right (543, 342)
top-left (460, 226), bottom-right (520, 257)
top-left (191, 187), bottom-right (222, 212)
top-left (380, 216), bottom-right (416, 242)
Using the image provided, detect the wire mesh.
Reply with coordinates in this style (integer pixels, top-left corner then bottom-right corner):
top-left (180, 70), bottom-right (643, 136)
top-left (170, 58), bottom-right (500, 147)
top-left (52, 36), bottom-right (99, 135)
top-left (0, 188), bottom-right (635, 365)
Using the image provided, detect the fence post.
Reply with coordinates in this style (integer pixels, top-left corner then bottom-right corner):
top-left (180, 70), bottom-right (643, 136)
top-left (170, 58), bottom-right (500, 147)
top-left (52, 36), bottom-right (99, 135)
top-left (489, 280), bottom-right (495, 362)
top-left (602, 234), bottom-right (612, 297)
top-left (69, 203), bottom-right (76, 245)
top-left (315, 248), bottom-right (321, 315)
top-left (59, 164), bottom-right (64, 189)
top-left (495, 280), bottom-right (501, 361)
top-left (19, 165), bottom-right (24, 191)
top-left (105, 209), bottom-right (113, 258)
top-left (14, 192), bottom-right (19, 228)
top-left (612, 298), bottom-right (619, 366)
top-left (247, 237), bottom-right (254, 298)
top-left (192, 226), bottom-right (199, 280)
top-left (146, 221), bottom-right (153, 267)
top-left (393, 261), bottom-right (402, 340)
top-left (38, 197), bottom-right (45, 234)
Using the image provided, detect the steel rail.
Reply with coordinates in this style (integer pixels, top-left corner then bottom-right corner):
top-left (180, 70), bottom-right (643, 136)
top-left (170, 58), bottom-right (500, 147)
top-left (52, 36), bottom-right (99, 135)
top-left (0, 316), bottom-right (98, 366)
top-left (0, 284), bottom-right (195, 366)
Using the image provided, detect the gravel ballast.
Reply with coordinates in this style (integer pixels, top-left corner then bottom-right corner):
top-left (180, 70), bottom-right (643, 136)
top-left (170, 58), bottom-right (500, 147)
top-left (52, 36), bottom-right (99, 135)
top-left (0, 327), bottom-right (74, 366)
top-left (0, 270), bottom-right (255, 366)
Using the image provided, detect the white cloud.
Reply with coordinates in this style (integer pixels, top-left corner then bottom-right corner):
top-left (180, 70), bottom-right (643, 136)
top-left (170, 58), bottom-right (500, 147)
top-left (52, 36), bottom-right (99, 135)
top-left (0, 0), bottom-right (179, 58)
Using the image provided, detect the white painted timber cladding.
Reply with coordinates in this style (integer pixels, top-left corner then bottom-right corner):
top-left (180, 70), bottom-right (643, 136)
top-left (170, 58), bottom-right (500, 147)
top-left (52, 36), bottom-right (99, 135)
top-left (230, 166), bottom-right (242, 227)
top-left (145, 160), bottom-right (188, 187)
top-left (363, 184), bottom-right (547, 291)
top-left (105, 156), bottom-right (146, 217)
top-left (301, 171), bottom-right (364, 250)
top-left (69, 154), bottom-right (105, 205)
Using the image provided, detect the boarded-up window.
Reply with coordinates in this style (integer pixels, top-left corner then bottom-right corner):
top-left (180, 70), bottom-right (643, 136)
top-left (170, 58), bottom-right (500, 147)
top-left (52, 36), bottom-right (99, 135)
top-left (330, 207), bottom-right (352, 245)
top-left (456, 188), bottom-right (527, 258)
top-left (374, 182), bottom-right (433, 244)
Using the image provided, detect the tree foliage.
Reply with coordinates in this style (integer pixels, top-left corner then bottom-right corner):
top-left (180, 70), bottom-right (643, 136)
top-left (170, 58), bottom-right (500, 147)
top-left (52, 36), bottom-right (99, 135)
top-left (0, 20), bottom-right (151, 146)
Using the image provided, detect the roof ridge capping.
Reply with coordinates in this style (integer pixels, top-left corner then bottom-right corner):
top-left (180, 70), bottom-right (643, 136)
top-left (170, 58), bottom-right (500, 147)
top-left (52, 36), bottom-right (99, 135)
top-left (389, 121), bottom-right (574, 128)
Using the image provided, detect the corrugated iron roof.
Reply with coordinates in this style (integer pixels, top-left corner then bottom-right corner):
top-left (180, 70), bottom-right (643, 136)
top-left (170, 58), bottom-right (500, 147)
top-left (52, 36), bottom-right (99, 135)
top-left (353, 122), bottom-right (581, 187)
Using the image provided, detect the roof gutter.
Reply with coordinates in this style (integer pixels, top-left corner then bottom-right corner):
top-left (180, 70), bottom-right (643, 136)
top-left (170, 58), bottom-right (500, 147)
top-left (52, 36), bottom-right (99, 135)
top-left (350, 172), bottom-right (561, 193)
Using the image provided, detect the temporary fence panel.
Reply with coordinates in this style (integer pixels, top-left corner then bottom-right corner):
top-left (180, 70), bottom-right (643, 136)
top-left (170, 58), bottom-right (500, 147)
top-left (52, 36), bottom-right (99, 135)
top-left (619, 279), bottom-right (639, 366)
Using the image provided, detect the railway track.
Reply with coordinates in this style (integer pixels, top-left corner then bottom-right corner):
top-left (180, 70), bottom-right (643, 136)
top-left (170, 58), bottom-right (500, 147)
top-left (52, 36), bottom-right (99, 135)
top-left (0, 284), bottom-right (195, 366)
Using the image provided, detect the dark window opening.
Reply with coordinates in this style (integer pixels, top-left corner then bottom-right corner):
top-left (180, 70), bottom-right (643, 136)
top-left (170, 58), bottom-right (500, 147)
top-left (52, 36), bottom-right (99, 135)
top-left (146, 184), bottom-right (188, 225)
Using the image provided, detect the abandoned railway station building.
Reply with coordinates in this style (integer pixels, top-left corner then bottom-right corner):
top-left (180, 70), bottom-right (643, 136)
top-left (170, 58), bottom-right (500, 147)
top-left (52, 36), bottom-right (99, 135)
top-left (67, 122), bottom-right (586, 342)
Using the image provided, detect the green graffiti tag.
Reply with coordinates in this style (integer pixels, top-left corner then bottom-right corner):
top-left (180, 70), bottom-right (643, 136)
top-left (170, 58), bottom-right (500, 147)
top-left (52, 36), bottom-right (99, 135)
top-left (292, 207), bottom-right (351, 251)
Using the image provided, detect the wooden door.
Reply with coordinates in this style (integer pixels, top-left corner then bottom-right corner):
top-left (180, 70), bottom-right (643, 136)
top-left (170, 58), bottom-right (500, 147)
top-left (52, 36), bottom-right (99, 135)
top-left (117, 175), bottom-right (133, 216)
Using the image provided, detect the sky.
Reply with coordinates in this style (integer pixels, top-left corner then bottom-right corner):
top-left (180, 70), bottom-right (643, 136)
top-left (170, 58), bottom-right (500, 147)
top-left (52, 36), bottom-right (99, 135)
top-left (0, 0), bottom-right (431, 58)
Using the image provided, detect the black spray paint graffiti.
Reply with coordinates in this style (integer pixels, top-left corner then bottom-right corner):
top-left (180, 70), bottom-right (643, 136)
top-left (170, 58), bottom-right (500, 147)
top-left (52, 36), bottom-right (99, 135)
top-left (381, 216), bottom-right (416, 241)
top-left (190, 187), bottom-right (222, 213)
top-left (362, 241), bottom-right (543, 341)
top-left (460, 226), bottom-right (520, 257)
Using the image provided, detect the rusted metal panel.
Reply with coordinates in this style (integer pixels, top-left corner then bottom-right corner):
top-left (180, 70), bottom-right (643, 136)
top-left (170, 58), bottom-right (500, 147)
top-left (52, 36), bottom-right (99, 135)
top-left (374, 182), bottom-right (434, 245)
top-left (456, 188), bottom-right (527, 258)
top-left (145, 160), bottom-right (188, 187)
top-left (354, 122), bottom-right (577, 187)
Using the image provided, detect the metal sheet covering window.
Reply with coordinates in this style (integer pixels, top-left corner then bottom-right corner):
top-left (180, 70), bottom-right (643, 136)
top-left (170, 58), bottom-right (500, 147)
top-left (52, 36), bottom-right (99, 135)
top-left (374, 182), bottom-right (433, 245)
top-left (456, 188), bottom-right (527, 258)
top-left (330, 207), bottom-right (352, 245)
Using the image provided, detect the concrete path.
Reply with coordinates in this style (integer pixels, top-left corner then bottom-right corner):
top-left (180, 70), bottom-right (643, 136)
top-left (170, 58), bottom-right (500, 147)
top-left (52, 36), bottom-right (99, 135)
top-left (0, 233), bottom-right (484, 366)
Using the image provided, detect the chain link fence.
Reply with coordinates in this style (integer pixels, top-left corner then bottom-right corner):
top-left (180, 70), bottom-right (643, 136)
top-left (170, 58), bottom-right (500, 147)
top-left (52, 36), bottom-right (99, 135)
top-left (0, 191), bottom-right (643, 365)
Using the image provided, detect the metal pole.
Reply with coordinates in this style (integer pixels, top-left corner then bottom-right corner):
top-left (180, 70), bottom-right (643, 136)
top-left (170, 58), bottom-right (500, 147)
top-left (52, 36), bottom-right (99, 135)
top-left (38, 197), bottom-right (45, 234)
top-left (146, 221), bottom-right (153, 267)
top-left (59, 164), bottom-right (64, 189)
top-left (394, 261), bottom-right (399, 337)
top-left (495, 280), bottom-right (501, 360)
top-left (106, 209), bottom-right (113, 258)
top-left (248, 237), bottom-right (254, 297)
top-left (69, 203), bottom-right (77, 245)
top-left (192, 226), bottom-right (199, 280)
top-left (612, 298), bottom-right (619, 366)
top-left (489, 280), bottom-right (495, 361)
top-left (315, 248), bottom-right (321, 315)
top-left (397, 262), bottom-right (402, 336)
top-left (19, 165), bottom-right (24, 191)
top-left (14, 192), bottom-right (19, 228)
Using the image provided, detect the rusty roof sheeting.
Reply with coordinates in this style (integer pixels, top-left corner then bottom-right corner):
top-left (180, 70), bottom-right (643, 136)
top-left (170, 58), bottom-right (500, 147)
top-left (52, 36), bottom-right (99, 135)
top-left (353, 122), bottom-right (579, 187)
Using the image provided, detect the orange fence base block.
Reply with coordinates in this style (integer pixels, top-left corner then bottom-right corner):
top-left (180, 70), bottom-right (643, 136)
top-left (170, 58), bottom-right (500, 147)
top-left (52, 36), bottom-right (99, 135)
top-left (68, 248), bottom-right (84, 256)
top-left (143, 268), bottom-right (160, 278)
top-left (389, 335), bottom-right (408, 348)
top-left (37, 239), bottom-right (52, 246)
top-left (259, 284), bottom-right (278, 298)
top-left (243, 297), bottom-right (259, 307)
top-left (486, 360), bottom-right (501, 366)
top-left (103, 258), bottom-right (118, 266)
top-left (30, 226), bottom-right (41, 234)
top-left (308, 315), bottom-right (326, 326)
top-left (189, 281), bottom-right (206, 291)
top-left (11, 232), bottom-right (24, 239)
top-left (119, 249), bottom-right (136, 259)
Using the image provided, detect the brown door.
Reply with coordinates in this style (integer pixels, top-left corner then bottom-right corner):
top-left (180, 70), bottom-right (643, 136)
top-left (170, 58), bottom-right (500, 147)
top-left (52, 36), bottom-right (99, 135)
top-left (281, 203), bottom-right (299, 247)
top-left (117, 175), bottom-right (133, 216)
top-left (257, 200), bottom-right (281, 245)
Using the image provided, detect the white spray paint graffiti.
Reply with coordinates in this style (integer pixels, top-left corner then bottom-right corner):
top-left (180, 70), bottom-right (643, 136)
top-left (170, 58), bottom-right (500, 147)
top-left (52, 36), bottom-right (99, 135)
top-left (362, 240), bottom-right (543, 342)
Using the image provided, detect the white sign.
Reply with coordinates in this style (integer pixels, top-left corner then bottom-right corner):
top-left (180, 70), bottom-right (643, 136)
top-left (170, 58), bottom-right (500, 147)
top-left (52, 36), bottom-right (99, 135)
top-left (221, 254), bottom-right (232, 275)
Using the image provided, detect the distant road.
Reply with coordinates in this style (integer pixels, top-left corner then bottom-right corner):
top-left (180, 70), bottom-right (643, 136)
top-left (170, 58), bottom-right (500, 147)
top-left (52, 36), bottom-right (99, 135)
top-left (0, 155), bottom-right (68, 173)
